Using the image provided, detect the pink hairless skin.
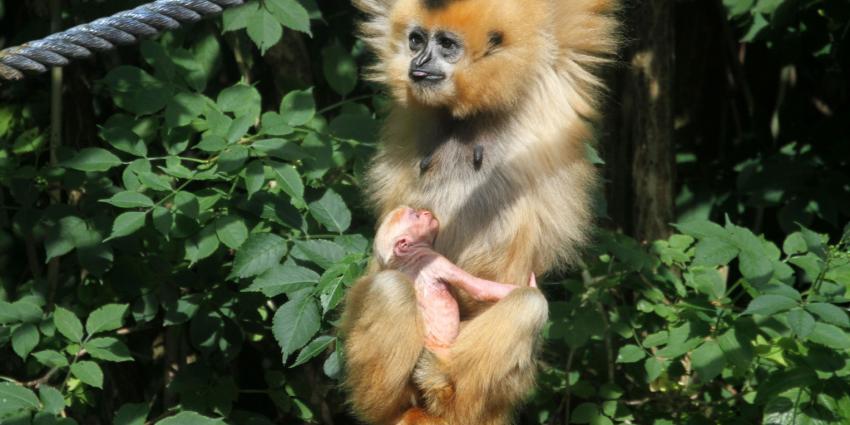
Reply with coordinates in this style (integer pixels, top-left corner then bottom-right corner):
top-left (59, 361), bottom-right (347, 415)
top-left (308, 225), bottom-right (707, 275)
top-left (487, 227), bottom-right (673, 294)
top-left (376, 206), bottom-right (536, 359)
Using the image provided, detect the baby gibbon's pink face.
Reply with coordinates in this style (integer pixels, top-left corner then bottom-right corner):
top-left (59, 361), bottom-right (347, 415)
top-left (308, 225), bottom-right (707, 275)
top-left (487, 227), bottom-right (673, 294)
top-left (374, 206), bottom-right (439, 265)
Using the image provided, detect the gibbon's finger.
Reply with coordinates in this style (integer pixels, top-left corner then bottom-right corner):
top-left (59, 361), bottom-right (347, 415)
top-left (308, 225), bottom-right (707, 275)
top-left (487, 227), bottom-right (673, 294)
top-left (529, 273), bottom-right (537, 288)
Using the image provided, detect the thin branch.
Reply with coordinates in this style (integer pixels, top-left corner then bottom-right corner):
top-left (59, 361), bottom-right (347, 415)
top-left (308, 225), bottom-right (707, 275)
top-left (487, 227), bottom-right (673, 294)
top-left (46, 0), bottom-right (64, 310)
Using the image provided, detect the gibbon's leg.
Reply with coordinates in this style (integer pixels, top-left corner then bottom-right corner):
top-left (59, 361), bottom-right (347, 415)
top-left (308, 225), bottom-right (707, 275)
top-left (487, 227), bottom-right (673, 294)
top-left (421, 287), bottom-right (549, 424)
top-left (341, 270), bottom-right (425, 425)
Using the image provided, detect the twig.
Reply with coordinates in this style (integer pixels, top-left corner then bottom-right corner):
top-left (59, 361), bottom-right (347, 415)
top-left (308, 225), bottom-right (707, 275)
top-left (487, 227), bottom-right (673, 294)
top-left (23, 367), bottom-right (61, 388)
top-left (46, 0), bottom-right (64, 310)
top-left (564, 348), bottom-right (576, 425)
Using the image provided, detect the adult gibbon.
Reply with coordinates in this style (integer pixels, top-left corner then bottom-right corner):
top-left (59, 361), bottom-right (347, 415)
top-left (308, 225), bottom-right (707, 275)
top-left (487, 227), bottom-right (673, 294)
top-left (341, 0), bottom-right (619, 424)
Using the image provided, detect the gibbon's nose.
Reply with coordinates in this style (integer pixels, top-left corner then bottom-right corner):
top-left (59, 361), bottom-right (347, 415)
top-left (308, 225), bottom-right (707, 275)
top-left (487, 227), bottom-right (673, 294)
top-left (409, 69), bottom-right (446, 83)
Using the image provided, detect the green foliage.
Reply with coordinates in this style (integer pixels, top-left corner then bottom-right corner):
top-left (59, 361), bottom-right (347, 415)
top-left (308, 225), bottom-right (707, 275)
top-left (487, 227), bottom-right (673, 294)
top-left (532, 223), bottom-right (850, 424)
top-left (0, 0), bottom-right (847, 424)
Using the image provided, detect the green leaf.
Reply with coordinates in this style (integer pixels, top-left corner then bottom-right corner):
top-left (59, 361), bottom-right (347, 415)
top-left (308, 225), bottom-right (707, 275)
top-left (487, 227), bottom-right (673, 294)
top-left (222, 1), bottom-right (259, 32)
top-left (329, 112), bottom-right (379, 143)
top-left (318, 265), bottom-right (351, 313)
top-left (291, 240), bottom-right (345, 269)
top-left (598, 383), bottom-right (624, 400)
top-left (805, 303), bottom-right (850, 329)
top-left (39, 386), bottom-right (65, 415)
top-left (32, 350), bottom-right (69, 368)
top-left (322, 42), bottom-right (357, 96)
top-left (673, 220), bottom-right (728, 239)
top-left (742, 13), bottom-right (768, 42)
top-left (228, 115), bottom-right (256, 144)
top-left (783, 232), bottom-right (808, 256)
top-left (266, 0), bottom-right (312, 35)
top-left (103, 66), bottom-right (172, 115)
top-left (685, 267), bottom-right (726, 300)
top-left (244, 160), bottom-right (265, 197)
top-left (155, 411), bottom-right (224, 425)
top-left (173, 191), bottom-right (200, 219)
top-left (323, 347), bottom-right (341, 379)
top-left (85, 304), bottom-right (128, 336)
top-left (291, 335), bottom-right (335, 367)
top-left (217, 83), bottom-right (261, 121)
top-left (616, 344), bottom-right (646, 364)
top-left (137, 171), bottom-right (172, 192)
top-left (12, 323), bottom-right (39, 359)
top-left (739, 249), bottom-right (775, 283)
top-left (163, 294), bottom-right (202, 326)
top-left (691, 340), bottom-right (725, 382)
top-left (105, 212), bottom-right (147, 241)
top-left (70, 361), bottom-right (104, 388)
top-left (196, 134), bottom-right (228, 152)
top-left (0, 382), bottom-right (40, 416)
top-left (253, 138), bottom-right (305, 160)
top-left (570, 403), bottom-right (599, 424)
top-left (808, 323), bottom-right (850, 349)
top-left (218, 145), bottom-right (250, 173)
top-left (184, 226), bottom-right (220, 266)
top-left (114, 403), bottom-right (149, 425)
top-left (743, 294), bottom-right (797, 316)
top-left (152, 206), bottom-right (173, 236)
top-left (165, 92), bottom-right (206, 128)
top-left (644, 357), bottom-right (667, 382)
top-left (309, 189), bottom-right (351, 233)
top-left (84, 337), bottom-right (133, 362)
top-left (245, 264), bottom-right (320, 297)
top-left (61, 148), bottom-right (123, 172)
top-left (229, 233), bottom-right (288, 279)
top-left (100, 192), bottom-right (154, 209)
top-left (247, 9), bottom-right (283, 55)
top-left (101, 126), bottom-right (147, 157)
top-left (45, 216), bottom-right (91, 261)
top-left (11, 128), bottom-right (46, 155)
top-left (260, 112), bottom-right (294, 136)
top-left (270, 162), bottom-right (305, 203)
top-left (273, 296), bottom-right (321, 357)
top-left (723, 0), bottom-right (754, 17)
top-left (54, 307), bottom-right (84, 342)
top-left (215, 215), bottom-right (249, 250)
top-left (692, 237), bottom-right (739, 267)
top-left (280, 89), bottom-right (315, 126)
top-left (787, 308), bottom-right (816, 339)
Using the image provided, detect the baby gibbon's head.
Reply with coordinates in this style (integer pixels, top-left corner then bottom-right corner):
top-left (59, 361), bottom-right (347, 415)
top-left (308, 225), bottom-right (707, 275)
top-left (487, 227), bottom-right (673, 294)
top-left (384, 0), bottom-right (549, 118)
top-left (374, 206), bottom-right (439, 267)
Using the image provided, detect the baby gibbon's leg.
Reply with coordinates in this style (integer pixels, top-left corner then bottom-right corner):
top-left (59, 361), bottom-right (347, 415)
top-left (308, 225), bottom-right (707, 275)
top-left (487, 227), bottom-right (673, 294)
top-left (419, 287), bottom-right (549, 424)
top-left (341, 271), bottom-right (425, 425)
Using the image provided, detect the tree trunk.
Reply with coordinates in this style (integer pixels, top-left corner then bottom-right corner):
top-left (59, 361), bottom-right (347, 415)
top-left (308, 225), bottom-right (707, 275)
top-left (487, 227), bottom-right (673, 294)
top-left (603, 0), bottom-right (675, 243)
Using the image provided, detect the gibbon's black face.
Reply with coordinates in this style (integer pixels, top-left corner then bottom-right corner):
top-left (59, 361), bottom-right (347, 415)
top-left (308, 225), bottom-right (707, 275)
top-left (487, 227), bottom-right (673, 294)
top-left (407, 26), bottom-right (464, 87)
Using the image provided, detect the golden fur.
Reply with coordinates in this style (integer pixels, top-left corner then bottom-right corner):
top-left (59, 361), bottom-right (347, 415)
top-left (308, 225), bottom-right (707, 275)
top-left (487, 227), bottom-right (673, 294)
top-left (342, 0), bottom-right (620, 423)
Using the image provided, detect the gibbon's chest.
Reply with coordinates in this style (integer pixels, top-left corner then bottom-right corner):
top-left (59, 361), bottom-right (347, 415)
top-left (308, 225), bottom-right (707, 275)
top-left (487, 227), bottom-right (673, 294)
top-left (406, 132), bottom-right (506, 208)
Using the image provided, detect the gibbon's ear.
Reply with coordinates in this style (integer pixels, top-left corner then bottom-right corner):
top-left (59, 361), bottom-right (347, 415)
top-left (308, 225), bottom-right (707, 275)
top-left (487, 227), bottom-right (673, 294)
top-left (393, 236), bottom-right (411, 258)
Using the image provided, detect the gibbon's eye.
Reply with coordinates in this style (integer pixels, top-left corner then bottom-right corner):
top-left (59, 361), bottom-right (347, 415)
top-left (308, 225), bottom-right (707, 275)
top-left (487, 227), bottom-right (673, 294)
top-left (409, 31), bottom-right (426, 51)
top-left (438, 36), bottom-right (457, 51)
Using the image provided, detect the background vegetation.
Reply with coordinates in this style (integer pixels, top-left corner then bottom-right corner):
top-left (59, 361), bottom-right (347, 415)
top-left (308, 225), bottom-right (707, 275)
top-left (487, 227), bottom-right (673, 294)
top-left (0, 0), bottom-right (848, 424)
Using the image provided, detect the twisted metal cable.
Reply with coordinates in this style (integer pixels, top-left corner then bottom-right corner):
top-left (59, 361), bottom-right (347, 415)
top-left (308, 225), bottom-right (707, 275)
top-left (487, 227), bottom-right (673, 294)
top-left (0, 0), bottom-right (245, 81)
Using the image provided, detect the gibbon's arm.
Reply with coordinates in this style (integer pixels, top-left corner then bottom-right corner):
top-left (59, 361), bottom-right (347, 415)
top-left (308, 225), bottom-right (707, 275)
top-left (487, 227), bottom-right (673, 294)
top-left (394, 242), bottom-right (536, 303)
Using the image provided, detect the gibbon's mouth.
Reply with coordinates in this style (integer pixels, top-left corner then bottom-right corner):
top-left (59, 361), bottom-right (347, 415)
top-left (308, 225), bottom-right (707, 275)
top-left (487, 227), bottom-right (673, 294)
top-left (409, 70), bottom-right (446, 83)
